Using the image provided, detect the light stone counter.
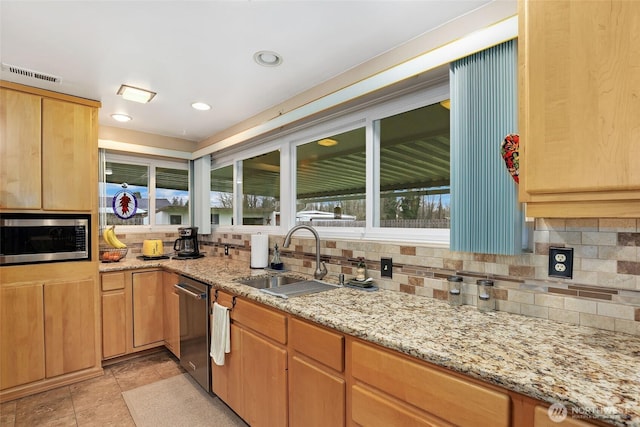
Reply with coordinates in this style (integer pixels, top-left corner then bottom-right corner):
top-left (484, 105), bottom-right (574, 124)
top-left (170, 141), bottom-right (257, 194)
top-left (101, 257), bottom-right (640, 427)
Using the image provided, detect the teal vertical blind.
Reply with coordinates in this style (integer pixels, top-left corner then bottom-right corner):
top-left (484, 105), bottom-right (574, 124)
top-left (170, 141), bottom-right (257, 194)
top-left (450, 39), bottom-right (523, 255)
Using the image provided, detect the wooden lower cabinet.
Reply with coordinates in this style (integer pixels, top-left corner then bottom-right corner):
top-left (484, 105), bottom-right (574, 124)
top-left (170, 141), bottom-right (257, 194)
top-left (0, 283), bottom-right (45, 390)
top-left (290, 355), bottom-right (345, 427)
top-left (533, 405), bottom-right (600, 427)
top-left (0, 265), bottom-right (101, 402)
top-left (206, 289), bottom-right (608, 427)
top-left (242, 328), bottom-right (288, 427)
top-left (211, 291), bottom-right (288, 427)
top-left (352, 383), bottom-right (451, 427)
top-left (132, 270), bottom-right (163, 348)
top-left (289, 317), bottom-right (345, 427)
top-left (162, 272), bottom-right (180, 358)
top-left (350, 339), bottom-right (511, 427)
top-left (44, 279), bottom-right (96, 377)
top-left (100, 269), bottom-right (164, 360)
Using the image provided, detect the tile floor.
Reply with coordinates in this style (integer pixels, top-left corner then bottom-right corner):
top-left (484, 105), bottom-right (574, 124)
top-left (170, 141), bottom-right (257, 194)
top-left (0, 350), bottom-right (188, 426)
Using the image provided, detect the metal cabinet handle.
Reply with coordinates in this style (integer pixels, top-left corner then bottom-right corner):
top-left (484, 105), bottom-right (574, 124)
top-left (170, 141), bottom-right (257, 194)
top-left (174, 283), bottom-right (206, 300)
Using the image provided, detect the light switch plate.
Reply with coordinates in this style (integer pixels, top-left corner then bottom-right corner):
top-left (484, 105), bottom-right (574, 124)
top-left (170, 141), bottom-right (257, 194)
top-left (381, 258), bottom-right (393, 278)
top-left (548, 247), bottom-right (573, 279)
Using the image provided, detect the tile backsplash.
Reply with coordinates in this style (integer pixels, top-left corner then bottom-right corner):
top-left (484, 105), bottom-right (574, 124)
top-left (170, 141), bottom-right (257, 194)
top-left (132, 218), bottom-right (640, 337)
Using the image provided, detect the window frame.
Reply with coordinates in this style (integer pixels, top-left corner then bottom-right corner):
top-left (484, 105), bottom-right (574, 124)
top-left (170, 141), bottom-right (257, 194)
top-left (102, 152), bottom-right (190, 233)
top-left (210, 77), bottom-right (451, 245)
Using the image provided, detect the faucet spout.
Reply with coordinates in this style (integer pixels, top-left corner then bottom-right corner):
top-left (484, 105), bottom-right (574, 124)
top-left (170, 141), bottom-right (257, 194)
top-left (282, 224), bottom-right (327, 280)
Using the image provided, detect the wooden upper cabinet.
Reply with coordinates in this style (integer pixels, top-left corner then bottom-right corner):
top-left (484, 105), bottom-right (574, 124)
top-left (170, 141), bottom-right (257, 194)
top-left (0, 81), bottom-right (99, 212)
top-left (42, 98), bottom-right (97, 211)
top-left (519, 0), bottom-right (640, 217)
top-left (0, 88), bottom-right (42, 209)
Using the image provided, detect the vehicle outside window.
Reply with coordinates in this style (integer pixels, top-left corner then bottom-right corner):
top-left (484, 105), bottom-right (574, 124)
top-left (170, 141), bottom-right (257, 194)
top-left (296, 127), bottom-right (366, 227)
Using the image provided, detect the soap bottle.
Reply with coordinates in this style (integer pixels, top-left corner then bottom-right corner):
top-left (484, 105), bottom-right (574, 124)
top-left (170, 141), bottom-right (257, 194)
top-left (270, 244), bottom-right (284, 270)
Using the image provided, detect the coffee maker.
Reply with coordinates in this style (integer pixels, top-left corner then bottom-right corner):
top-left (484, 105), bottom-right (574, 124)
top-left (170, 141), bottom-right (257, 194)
top-left (173, 227), bottom-right (203, 259)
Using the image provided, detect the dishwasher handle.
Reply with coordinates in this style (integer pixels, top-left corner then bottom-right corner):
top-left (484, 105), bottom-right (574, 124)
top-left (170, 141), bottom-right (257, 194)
top-left (174, 283), bottom-right (207, 300)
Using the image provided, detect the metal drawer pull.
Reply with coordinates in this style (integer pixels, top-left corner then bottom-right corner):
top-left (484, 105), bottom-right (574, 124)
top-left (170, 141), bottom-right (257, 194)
top-left (174, 283), bottom-right (206, 300)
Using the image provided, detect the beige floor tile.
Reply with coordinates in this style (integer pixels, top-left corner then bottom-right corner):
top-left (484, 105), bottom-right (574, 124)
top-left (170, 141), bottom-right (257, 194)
top-left (0, 400), bottom-right (16, 427)
top-left (75, 395), bottom-right (134, 427)
top-left (14, 387), bottom-right (75, 427)
top-left (113, 364), bottom-right (164, 392)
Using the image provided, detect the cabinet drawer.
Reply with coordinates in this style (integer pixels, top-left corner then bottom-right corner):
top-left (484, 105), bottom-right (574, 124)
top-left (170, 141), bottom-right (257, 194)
top-left (351, 340), bottom-right (510, 427)
top-left (352, 384), bottom-right (450, 427)
top-left (101, 272), bottom-right (125, 291)
top-left (291, 318), bottom-right (344, 372)
top-left (534, 405), bottom-right (595, 427)
top-left (232, 298), bottom-right (287, 345)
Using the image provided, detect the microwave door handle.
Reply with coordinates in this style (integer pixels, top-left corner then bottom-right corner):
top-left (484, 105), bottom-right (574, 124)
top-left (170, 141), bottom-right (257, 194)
top-left (174, 283), bottom-right (206, 300)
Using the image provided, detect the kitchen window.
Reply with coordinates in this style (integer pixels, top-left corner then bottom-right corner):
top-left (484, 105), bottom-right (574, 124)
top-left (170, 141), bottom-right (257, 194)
top-left (376, 103), bottom-right (450, 229)
top-left (100, 152), bottom-right (190, 230)
top-left (210, 76), bottom-right (451, 244)
top-left (296, 127), bottom-right (366, 227)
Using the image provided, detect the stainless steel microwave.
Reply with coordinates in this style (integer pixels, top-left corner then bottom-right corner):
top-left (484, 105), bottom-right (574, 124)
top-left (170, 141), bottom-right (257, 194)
top-left (0, 214), bottom-right (91, 266)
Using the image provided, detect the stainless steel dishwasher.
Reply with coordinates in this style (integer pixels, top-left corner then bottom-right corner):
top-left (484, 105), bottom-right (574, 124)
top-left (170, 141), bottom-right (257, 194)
top-left (174, 275), bottom-right (211, 393)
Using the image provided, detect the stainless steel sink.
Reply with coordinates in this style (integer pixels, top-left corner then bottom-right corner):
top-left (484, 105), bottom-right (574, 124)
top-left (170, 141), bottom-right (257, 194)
top-left (237, 275), bottom-right (303, 289)
top-left (260, 280), bottom-right (338, 299)
top-left (236, 275), bottom-right (339, 298)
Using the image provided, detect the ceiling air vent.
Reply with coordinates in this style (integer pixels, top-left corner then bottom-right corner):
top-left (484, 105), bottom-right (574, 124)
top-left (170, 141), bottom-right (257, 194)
top-left (1, 63), bottom-right (61, 83)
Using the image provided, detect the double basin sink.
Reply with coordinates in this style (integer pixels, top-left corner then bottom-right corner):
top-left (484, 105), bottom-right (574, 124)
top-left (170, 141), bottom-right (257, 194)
top-left (236, 275), bottom-right (338, 299)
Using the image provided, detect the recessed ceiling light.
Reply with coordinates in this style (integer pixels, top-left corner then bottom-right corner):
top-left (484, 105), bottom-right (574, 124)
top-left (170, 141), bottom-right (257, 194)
top-left (254, 51), bottom-right (283, 67)
top-left (440, 99), bottom-right (451, 110)
top-left (317, 138), bottom-right (338, 147)
top-left (117, 84), bottom-right (156, 103)
top-left (111, 113), bottom-right (132, 122)
top-left (191, 102), bottom-right (211, 111)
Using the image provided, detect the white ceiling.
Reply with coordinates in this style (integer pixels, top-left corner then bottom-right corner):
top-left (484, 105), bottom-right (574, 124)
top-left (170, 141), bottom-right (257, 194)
top-left (1, 0), bottom-right (496, 143)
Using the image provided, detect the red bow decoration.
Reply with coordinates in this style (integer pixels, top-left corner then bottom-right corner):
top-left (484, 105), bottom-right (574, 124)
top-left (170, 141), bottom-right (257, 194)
top-left (500, 133), bottom-right (519, 184)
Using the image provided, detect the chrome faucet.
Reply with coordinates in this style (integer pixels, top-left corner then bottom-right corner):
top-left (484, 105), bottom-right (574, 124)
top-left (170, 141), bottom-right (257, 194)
top-left (282, 224), bottom-right (327, 280)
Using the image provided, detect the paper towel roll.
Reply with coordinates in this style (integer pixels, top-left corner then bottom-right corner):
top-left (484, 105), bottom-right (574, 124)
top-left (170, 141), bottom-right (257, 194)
top-left (250, 234), bottom-right (269, 268)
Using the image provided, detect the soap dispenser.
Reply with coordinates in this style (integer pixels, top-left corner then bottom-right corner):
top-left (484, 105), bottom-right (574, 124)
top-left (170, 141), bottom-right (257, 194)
top-left (270, 244), bottom-right (284, 270)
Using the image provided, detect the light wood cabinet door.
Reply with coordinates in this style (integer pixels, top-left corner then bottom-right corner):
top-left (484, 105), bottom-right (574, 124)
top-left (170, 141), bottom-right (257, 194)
top-left (162, 272), bottom-right (180, 357)
top-left (132, 270), bottom-right (164, 348)
top-left (290, 355), bottom-right (345, 427)
top-left (533, 405), bottom-right (598, 427)
top-left (0, 88), bottom-right (42, 209)
top-left (519, 0), bottom-right (640, 216)
top-left (41, 98), bottom-right (97, 211)
top-left (241, 328), bottom-right (288, 427)
top-left (44, 279), bottom-right (96, 378)
top-left (351, 340), bottom-right (510, 427)
top-left (212, 324), bottom-right (243, 416)
top-left (102, 291), bottom-right (126, 359)
top-left (352, 383), bottom-right (450, 427)
top-left (0, 283), bottom-right (45, 390)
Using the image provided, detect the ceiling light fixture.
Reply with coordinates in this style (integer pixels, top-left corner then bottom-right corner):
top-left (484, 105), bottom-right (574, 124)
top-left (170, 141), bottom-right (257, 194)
top-left (317, 138), bottom-right (338, 147)
top-left (111, 113), bottom-right (132, 122)
top-left (254, 51), bottom-right (283, 67)
top-left (191, 102), bottom-right (211, 111)
top-left (117, 84), bottom-right (156, 103)
top-left (440, 99), bottom-right (451, 110)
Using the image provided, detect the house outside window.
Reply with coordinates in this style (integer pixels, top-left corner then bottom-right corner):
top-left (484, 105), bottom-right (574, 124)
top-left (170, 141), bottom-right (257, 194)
top-left (101, 152), bottom-right (190, 230)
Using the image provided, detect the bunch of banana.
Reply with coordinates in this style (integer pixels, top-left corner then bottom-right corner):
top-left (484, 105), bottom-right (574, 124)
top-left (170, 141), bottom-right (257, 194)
top-left (102, 225), bottom-right (127, 249)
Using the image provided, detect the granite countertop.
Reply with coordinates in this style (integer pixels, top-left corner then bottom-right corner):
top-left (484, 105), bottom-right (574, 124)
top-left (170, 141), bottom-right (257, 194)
top-left (101, 257), bottom-right (640, 427)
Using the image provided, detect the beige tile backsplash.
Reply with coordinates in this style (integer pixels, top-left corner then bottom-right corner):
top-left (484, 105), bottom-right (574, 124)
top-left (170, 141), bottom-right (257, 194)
top-left (193, 218), bottom-right (640, 336)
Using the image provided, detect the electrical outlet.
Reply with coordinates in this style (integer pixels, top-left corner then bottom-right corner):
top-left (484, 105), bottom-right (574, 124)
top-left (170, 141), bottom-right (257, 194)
top-left (381, 258), bottom-right (393, 278)
top-left (224, 244), bottom-right (229, 256)
top-left (548, 247), bottom-right (573, 279)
